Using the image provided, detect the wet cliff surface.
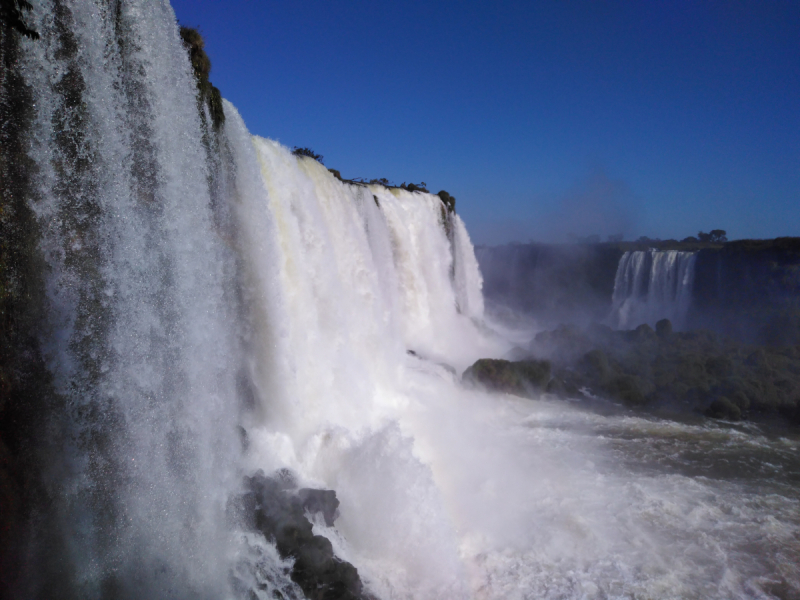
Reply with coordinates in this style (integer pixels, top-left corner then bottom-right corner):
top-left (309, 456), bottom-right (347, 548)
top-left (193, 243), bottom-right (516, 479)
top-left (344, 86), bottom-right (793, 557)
top-left (691, 238), bottom-right (800, 346)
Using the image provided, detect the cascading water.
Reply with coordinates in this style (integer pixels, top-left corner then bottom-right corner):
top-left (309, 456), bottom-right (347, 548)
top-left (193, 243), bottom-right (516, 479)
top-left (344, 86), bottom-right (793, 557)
top-left (11, 2), bottom-right (245, 597)
top-left (4, 2), bottom-right (800, 600)
top-left (610, 249), bottom-right (697, 330)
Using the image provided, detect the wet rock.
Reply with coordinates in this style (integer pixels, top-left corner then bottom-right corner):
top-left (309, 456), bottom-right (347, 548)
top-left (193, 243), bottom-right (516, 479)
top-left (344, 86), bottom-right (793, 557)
top-left (655, 318), bottom-right (673, 339)
top-left (603, 374), bottom-right (652, 406)
top-left (237, 470), bottom-right (370, 600)
top-left (706, 397), bottom-right (742, 421)
top-left (462, 358), bottom-right (551, 396)
top-left (298, 488), bottom-right (339, 527)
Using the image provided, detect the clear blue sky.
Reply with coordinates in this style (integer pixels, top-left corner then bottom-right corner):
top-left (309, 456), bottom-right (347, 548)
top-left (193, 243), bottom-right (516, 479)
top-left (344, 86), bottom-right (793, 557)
top-left (170, 0), bottom-right (799, 245)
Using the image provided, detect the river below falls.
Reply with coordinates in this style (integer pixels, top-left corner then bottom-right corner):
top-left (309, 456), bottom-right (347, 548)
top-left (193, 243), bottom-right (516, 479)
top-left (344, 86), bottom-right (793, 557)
top-left (455, 393), bottom-right (800, 600)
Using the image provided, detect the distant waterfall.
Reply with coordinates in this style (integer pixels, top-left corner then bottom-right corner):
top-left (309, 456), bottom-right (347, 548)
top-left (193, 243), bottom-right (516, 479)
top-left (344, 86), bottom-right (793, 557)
top-left (610, 250), bottom-right (697, 329)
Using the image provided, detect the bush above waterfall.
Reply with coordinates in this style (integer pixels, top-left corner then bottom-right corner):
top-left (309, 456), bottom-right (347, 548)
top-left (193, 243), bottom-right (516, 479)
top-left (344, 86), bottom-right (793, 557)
top-left (698, 229), bottom-right (728, 243)
top-left (179, 26), bottom-right (225, 128)
top-left (318, 168), bottom-right (459, 218)
top-left (437, 190), bottom-right (456, 214)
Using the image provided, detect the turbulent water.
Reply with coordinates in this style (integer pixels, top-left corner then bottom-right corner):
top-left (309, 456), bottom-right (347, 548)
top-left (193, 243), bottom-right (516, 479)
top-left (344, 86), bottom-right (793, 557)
top-left (6, 2), bottom-right (800, 599)
top-left (610, 249), bottom-right (697, 330)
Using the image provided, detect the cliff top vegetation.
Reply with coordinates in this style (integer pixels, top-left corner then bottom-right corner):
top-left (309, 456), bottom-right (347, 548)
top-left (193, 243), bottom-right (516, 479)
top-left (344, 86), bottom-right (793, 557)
top-left (290, 154), bottom-right (457, 215)
top-left (179, 26), bottom-right (224, 129)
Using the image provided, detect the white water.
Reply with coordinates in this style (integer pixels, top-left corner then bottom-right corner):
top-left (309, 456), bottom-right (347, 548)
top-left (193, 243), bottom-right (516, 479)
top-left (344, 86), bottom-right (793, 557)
top-left (610, 249), bottom-right (697, 330)
top-left (11, 2), bottom-right (800, 599)
top-left (19, 1), bottom-right (243, 596)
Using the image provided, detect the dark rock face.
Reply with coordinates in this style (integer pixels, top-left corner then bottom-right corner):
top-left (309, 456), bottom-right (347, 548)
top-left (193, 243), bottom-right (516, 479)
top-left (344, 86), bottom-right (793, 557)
top-left (463, 358), bottom-right (551, 396)
top-left (236, 470), bottom-right (370, 600)
top-left (298, 488), bottom-right (340, 527)
top-left (688, 239), bottom-right (800, 346)
top-left (0, 23), bottom-right (67, 598)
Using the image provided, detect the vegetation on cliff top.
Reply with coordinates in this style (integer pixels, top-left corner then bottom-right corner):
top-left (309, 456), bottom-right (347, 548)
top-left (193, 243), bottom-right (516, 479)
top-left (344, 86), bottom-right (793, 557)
top-left (292, 146), bottom-right (324, 163)
top-left (179, 26), bottom-right (224, 129)
top-left (289, 151), bottom-right (458, 216)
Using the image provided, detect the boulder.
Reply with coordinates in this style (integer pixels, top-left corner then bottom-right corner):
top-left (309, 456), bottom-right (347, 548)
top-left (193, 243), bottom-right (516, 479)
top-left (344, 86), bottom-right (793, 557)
top-left (463, 358), bottom-right (551, 396)
top-left (236, 471), bottom-right (369, 600)
top-left (655, 318), bottom-right (673, 339)
top-left (298, 488), bottom-right (339, 527)
top-left (603, 374), bottom-right (652, 406)
top-left (705, 397), bottom-right (742, 421)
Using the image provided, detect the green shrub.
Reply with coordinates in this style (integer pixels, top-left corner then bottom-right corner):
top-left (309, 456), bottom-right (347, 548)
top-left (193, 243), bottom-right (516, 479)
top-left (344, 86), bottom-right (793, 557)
top-left (292, 147), bottom-right (323, 164)
top-left (580, 349), bottom-right (613, 383)
top-left (632, 323), bottom-right (656, 341)
top-left (437, 190), bottom-right (456, 214)
top-left (705, 356), bottom-right (733, 378)
top-left (604, 374), bottom-right (651, 406)
top-left (400, 182), bottom-right (428, 193)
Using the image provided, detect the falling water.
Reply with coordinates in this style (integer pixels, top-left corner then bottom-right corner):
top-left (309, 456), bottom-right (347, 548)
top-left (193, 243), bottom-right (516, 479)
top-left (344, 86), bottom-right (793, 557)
top-left (4, 3), bottom-right (800, 600)
top-left (610, 249), bottom-right (697, 329)
top-left (11, 1), bottom-right (246, 597)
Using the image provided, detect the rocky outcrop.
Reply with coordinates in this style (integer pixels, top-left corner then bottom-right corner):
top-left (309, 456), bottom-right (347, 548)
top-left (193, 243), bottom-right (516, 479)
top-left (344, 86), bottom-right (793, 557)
top-left (463, 358), bottom-right (551, 396)
top-left (232, 470), bottom-right (372, 600)
top-left (179, 26), bottom-right (225, 129)
top-left (466, 320), bottom-right (800, 425)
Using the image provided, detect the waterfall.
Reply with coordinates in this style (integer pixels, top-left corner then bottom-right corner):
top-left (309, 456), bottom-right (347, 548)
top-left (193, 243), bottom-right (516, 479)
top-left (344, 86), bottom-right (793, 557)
top-left (6, 3), bottom-right (799, 600)
top-left (609, 249), bottom-right (697, 330)
top-left (10, 1), bottom-right (246, 597)
top-left (219, 106), bottom-right (505, 596)
top-left (4, 2), bottom-right (500, 595)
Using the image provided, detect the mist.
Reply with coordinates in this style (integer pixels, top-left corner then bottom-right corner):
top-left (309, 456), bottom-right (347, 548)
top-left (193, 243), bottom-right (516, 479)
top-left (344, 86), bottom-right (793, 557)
top-left (470, 169), bottom-right (641, 246)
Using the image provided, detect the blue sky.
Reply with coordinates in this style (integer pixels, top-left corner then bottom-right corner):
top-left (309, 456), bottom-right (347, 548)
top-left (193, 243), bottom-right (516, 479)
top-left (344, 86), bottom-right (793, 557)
top-left (170, 0), bottom-right (799, 245)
